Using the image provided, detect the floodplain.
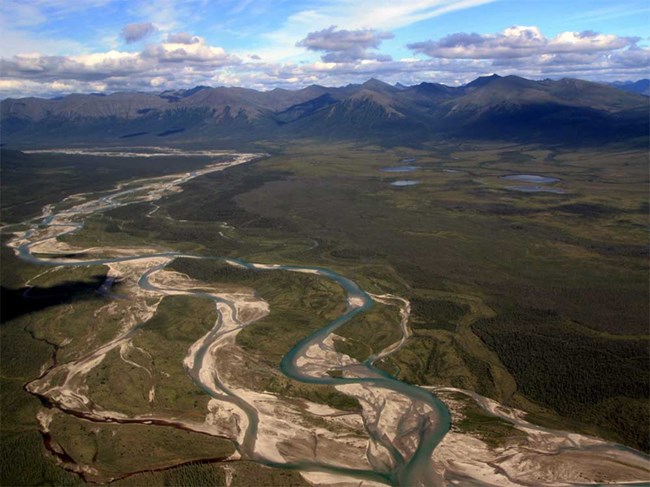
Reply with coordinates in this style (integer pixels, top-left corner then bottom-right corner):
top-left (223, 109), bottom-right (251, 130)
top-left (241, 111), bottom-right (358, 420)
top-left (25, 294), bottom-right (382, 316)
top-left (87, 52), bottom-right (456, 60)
top-left (1, 141), bottom-right (648, 485)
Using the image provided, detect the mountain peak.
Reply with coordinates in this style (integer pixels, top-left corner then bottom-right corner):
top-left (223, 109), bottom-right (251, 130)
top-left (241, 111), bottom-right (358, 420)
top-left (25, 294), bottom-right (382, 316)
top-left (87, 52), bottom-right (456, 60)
top-left (606, 79), bottom-right (650, 96)
top-left (361, 78), bottom-right (397, 92)
top-left (465, 74), bottom-right (502, 89)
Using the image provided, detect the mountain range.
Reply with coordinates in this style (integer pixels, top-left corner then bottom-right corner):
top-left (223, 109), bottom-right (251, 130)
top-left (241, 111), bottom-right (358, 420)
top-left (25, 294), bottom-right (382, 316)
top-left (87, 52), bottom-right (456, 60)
top-left (606, 79), bottom-right (650, 96)
top-left (2, 75), bottom-right (648, 147)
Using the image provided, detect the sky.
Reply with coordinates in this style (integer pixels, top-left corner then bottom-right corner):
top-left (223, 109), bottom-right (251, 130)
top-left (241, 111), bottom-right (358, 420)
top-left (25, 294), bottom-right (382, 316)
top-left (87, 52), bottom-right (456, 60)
top-left (0, 0), bottom-right (649, 97)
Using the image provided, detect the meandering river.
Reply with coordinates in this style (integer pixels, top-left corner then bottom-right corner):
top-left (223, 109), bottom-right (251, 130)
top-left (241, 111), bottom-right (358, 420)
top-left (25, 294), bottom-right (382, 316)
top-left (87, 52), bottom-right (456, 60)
top-left (7, 151), bottom-right (450, 486)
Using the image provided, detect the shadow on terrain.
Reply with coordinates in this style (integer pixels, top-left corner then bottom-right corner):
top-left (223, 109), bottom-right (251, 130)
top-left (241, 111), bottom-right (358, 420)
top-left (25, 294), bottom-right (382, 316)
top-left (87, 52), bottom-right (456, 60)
top-left (1, 275), bottom-right (106, 323)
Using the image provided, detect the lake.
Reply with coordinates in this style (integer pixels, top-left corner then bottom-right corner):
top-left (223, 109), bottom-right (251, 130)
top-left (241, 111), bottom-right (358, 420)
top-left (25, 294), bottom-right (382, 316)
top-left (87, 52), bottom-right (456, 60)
top-left (506, 185), bottom-right (565, 193)
top-left (391, 180), bottom-right (419, 187)
top-left (380, 165), bottom-right (419, 173)
top-left (502, 174), bottom-right (560, 183)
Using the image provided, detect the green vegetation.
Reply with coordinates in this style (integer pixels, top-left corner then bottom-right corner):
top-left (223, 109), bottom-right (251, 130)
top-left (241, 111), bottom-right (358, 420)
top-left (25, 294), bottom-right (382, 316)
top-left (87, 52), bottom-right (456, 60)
top-left (1, 430), bottom-right (84, 486)
top-left (410, 298), bottom-right (469, 332)
top-left (48, 413), bottom-right (234, 483)
top-left (0, 248), bottom-right (235, 484)
top-left (265, 375), bottom-right (359, 411)
top-left (444, 392), bottom-right (525, 448)
top-left (472, 308), bottom-right (650, 451)
top-left (333, 301), bottom-right (402, 361)
top-left (85, 347), bottom-right (154, 416)
top-left (456, 407), bottom-right (520, 448)
top-left (378, 331), bottom-right (501, 398)
top-left (207, 142), bottom-right (647, 451)
top-left (1, 252), bottom-right (86, 485)
top-left (114, 462), bottom-right (227, 487)
top-left (0, 149), bottom-right (230, 224)
top-left (1, 139), bottom-right (648, 483)
top-left (91, 295), bottom-right (217, 418)
top-left (132, 296), bottom-right (215, 415)
top-left (113, 461), bottom-right (308, 487)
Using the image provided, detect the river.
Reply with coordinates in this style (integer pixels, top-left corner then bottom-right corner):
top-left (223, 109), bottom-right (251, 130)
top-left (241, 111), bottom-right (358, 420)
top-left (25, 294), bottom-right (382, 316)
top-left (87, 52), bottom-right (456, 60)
top-left (6, 151), bottom-right (450, 486)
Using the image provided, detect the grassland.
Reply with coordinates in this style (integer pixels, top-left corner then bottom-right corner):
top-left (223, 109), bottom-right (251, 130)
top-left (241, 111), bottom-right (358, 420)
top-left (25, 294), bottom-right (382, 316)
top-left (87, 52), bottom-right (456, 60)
top-left (0, 150), bottom-right (232, 224)
top-left (333, 301), bottom-right (402, 361)
top-left (441, 391), bottom-right (526, 448)
top-left (150, 140), bottom-right (648, 451)
top-left (111, 460), bottom-right (308, 486)
top-left (48, 413), bottom-right (235, 482)
top-left (85, 294), bottom-right (219, 418)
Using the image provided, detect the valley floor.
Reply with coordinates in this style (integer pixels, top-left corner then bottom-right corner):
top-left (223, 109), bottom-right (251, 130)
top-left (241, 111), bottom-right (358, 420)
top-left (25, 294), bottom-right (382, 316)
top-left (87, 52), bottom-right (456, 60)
top-left (1, 145), bottom-right (648, 486)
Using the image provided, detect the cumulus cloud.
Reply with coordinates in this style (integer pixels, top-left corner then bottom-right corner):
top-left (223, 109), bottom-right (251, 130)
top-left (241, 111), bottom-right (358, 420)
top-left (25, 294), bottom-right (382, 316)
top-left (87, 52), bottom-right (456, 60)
top-left (0, 35), bottom-right (241, 96)
top-left (408, 26), bottom-right (638, 59)
top-left (1, 51), bottom-right (143, 82)
top-left (395, 25), bottom-right (649, 85)
top-left (143, 36), bottom-right (240, 65)
top-left (166, 32), bottom-right (201, 45)
top-left (121, 22), bottom-right (157, 44)
top-left (297, 26), bottom-right (394, 62)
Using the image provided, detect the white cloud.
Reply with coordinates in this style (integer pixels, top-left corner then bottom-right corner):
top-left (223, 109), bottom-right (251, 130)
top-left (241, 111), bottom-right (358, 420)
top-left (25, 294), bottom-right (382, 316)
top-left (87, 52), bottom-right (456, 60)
top-left (296, 26), bottom-right (394, 62)
top-left (408, 26), bottom-right (638, 59)
top-left (143, 37), bottom-right (240, 64)
top-left (0, 36), bottom-right (241, 95)
top-left (548, 31), bottom-right (634, 52)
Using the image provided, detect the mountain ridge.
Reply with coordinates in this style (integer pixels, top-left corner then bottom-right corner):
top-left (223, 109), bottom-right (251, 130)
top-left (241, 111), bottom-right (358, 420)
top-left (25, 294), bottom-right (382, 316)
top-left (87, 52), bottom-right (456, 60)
top-left (2, 75), bottom-right (647, 147)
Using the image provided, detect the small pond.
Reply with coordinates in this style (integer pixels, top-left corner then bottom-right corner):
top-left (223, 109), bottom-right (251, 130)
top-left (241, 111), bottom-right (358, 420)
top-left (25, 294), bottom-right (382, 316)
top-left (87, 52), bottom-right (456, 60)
top-left (506, 185), bottom-right (565, 194)
top-left (391, 180), bottom-right (419, 187)
top-left (380, 165), bottom-right (419, 173)
top-left (502, 174), bottom-right (560, 183)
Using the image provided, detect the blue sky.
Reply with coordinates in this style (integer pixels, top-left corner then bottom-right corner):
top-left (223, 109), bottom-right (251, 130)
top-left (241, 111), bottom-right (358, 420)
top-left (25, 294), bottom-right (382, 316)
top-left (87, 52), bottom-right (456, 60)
top-left (1, 0), bottom-right (648, 97)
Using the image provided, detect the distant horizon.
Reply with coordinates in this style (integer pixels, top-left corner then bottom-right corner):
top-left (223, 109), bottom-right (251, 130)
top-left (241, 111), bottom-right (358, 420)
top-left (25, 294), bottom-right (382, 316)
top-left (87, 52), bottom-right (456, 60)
top-left (1, 1), bottom-right (649, 99)
top-left (3, 73), bottom-right (649, 101)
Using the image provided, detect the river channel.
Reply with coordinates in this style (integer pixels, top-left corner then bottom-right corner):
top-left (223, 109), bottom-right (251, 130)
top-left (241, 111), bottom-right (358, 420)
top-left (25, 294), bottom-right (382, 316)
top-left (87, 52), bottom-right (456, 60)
top-left (7, 152), bottom-right (450, 486)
